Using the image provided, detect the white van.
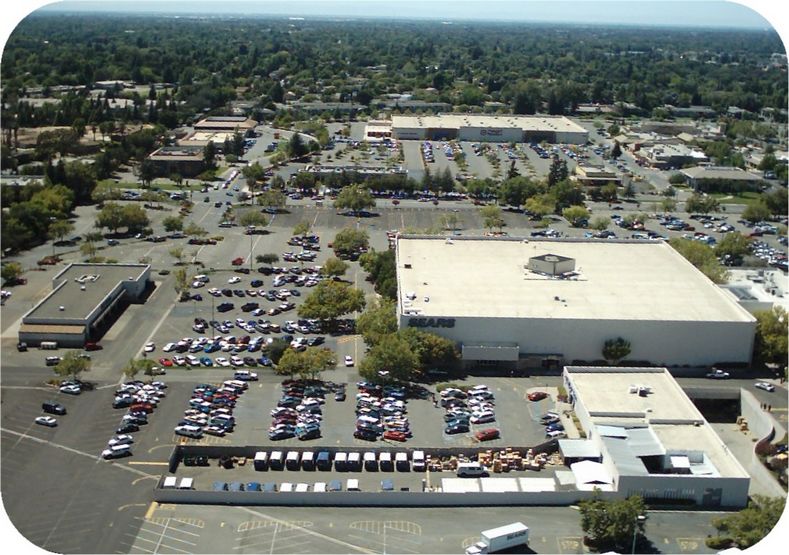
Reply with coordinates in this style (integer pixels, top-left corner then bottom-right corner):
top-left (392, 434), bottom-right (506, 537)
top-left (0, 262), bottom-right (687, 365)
top-left (346, 479), bottom-right (360, 491)
top-left (457, 462), bottom-right (487, 477)
top-left (412, 450), bottom-right (426, 472)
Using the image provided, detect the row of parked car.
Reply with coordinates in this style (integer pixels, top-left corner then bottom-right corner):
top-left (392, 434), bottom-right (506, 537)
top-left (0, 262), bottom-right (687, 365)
top-left (441, 385), bottom-right (501, 441)
top-left (353, 381), bottom-right (411, 442)
top-left (540, 411), bottom-right (566, 439)
top-left (270, 380), bottom-right (326, 441)
top-left (174, 379), bottom-right (248, 439)
top-left (105, 380), bottom-right (169, 458)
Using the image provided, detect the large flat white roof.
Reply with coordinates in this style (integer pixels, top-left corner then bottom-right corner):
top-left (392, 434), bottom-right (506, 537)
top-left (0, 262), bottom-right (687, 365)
top-left (396, 237), bottom-right (754, 323)
top-left (391, 114), bottom-right (587, 134)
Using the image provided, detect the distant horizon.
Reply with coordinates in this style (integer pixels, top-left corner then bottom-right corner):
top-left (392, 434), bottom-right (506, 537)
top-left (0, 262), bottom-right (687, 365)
top-left (25, 1), bottom-right (779, 31)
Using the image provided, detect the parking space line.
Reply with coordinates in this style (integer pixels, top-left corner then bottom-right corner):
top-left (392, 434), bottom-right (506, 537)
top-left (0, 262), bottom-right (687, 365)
top-left (141, 519), bottom-right (201, 538)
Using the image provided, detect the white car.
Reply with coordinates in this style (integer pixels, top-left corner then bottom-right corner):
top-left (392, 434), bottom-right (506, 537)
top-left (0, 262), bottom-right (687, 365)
top-left (344, 355), bottom-right (354, 367)
top-left (191, 280), bottom-right (205, 288)
top-left (230, 356), bottom-right (244, 367)
top-left (173, 356), bottom-right (187, 367)
top-left (35, 416), bottom-right (58, 427)
top-left (186, 355), bottom-right (200, 366)
top-left (755, 382), bottom-right (776, 392)
top-left (144, 342), bottom-right (155, 353)
top-left (59, 384), bottom-right (81, 395)
top-left (470, 411), bottom-right (496, 424)
top-left (228, 276), bottom-right (241, 284)
top-left (162, 342), bottom-right (177, 352)
top-left (108, 434), bottom-right (134, 446)
top-left (706, 369), bottom-right (730, 379)
top-left (215, 357), bottom-right (231, 367)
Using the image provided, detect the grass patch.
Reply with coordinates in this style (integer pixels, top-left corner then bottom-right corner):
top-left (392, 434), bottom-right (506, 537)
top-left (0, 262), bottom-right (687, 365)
top-left (708, 191), bottom-right (765, 206)
top-left (96, 179), bottom-right (202, 192)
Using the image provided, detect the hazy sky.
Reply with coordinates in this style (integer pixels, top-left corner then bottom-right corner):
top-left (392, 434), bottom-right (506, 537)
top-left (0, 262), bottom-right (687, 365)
top-left (25, 0), bottom-right (779, 30)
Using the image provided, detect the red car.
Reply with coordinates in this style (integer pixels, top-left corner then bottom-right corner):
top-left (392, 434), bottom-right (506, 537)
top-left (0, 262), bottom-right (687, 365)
top-left (382, 430), bottom-right (407, 442)
top-left (474, 428), bottom-right (500, 442)
top-left (130, 403), bottom-right (154, 413)
top-left (159, 358), bottom-right (173, 367)
top-left (527, 391), bottom-right (549, 402)
top-left (231, 257), bottom-right (244, 266)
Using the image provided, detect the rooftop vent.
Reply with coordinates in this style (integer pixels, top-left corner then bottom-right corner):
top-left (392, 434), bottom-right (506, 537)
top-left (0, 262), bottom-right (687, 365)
top-left (527, 253), bottom-right (576, 276)
top-left (58, 306), bottom-right (65, 311)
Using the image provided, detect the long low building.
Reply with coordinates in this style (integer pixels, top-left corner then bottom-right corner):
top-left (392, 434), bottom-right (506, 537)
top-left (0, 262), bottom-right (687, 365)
top-left (391, 114), bottom-right (588, 144)
top-left (561, 366), bottom-right (750, 508)
top-left (19, 263), bottom-right (151, 347)
top-left (395, 236), bottom-right (756, 368)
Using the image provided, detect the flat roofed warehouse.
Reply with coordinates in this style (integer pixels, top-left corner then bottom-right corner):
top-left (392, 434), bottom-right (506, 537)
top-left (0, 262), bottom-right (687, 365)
top-left (391, 114), bottom-right (588, 143)
top-left (19, 263), bottom-right (151, 347)
top-left (395, 236), bottom-right (755, 367)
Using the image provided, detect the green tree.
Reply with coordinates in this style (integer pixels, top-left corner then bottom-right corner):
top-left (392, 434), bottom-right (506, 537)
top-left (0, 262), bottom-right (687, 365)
top-left (563, 205), bottom-right (590, 227)
top-left (80, 240), bottom-right (98, 260)
top-left (53, 351), bottom-right (91, 381)
top-left (122, 358), bottom-right (141, 380)
top-left (169, 246), bottom-right (185, 265)
top-left (48, 219), bottom-right (74, 246)
top-left (359, 334), bottom-right (419, 384)
top-left (162, 215), bottom-right (184, 233)
top-left (122, 204), bottom-right (150, 233)
top-left (669, 238), bottom-right (728, 283)
top-left (685, 194), bottom-right (719, 215)
top-left (1, 262), bottom-right (24, 284)
top-left (661, 197), bottom-right (677, 213)
top-left (333, 227), bottom-right (369, 258)
top-left (257, 188), bottom-right (287, 212)
top-left (602, 337), bottom-right (632, 364)
top-left (356, 298), bottom-right (398, 347)
top-left (293, 221), bottom-right (312, 238)
top-left (591, 216), bottom-right (610, 231)
top-left (668, 174), bottom-right (686, 185)
top-left (610, 141), bottom-right (622, 159)
top-left (548, 157), bottom-right (569, 187)
top-left (95, 202), bottom-right (125, 234)
top-left (173, 267), bottom-right (189, 297)
top-left (399, 328), bottom-right (459, 371)
top-left (287, 132), bottom-right (308, 158)
top-left (552, 180), bottom-right (585, 210)
top-left (139, 159), bottom-right (156, 188)
top-left (742, 201), bottom-right (771, 224)
top-left (764, 188), bottom-right (788, 216)
top-left (242, 162), bottom-right (266, 188)
top-left (334, 184), bottom-right (376, 215)
top-left (439, 213), bottom-right (461, 231)
top-left (714, 232), bottom-right (751, 260)
top-left (183, 222), bottom-right (208, 238)
top-left (275, 347), bottom-right (336, 380)
top-left (359, 249), bottom-right (397, 299)
top-left (710, 496), bottom-right (785, 550)
top-left (600, 183), bottom-right (618, 202)
top-left (320, 257), bottom-right (349, 279)
top-left (753, 307), bottom-right (788, 366)
top-left (238, 210), bottom-right (268, 228)
top-left (479, 204), bottom-right (504, 232)
top-left (203, 142), bottom-right (217, 169)
top-left (268, 338), bottom-right (290, 365)
top-left (525, 194), bottom-right (555, 218)
top-left (579, 495), bottom-right (646, 553)
top-left (297, 280), bottom-right (366, 327)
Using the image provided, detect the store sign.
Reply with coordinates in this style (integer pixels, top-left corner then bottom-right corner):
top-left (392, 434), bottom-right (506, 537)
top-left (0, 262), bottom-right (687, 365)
top-left (480, 128), bottom-right (503, 136)
top-left (408, 317), bottom-right (455, 328)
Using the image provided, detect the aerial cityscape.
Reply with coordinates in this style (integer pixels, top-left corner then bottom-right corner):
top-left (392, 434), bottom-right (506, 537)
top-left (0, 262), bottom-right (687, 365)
top-left (0, 1), bottom-right (787, 554)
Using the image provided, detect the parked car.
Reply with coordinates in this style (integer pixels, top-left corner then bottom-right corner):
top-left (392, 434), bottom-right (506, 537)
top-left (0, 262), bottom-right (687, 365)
top-left (755, 382), bottom-right (775, 392)
top-left (527, 391), bottom-right (549, 401)
top-left (445, 423), bottom-right (470, 435)
top-left (382, 430), bottom-right (408, 442)
top-left (35, 416), bottom-right (58, 427)
top-left (474, 428), bottom-right (500, 441)
top-left (706, 369), bottom-right (730, 380)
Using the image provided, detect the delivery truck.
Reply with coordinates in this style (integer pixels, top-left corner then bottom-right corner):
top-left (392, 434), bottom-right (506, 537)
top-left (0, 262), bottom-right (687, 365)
top-left (464, 522), bottom-right (529, 555)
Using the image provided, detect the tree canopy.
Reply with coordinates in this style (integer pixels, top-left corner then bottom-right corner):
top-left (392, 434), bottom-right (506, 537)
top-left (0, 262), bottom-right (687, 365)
top-left (297, 280), bottom-right (366, 325)
top-left (334, 184), bottom-right (376, 214)
top-left (669, 238), bottom-right (728, 283)
top-left (579, 495), bottom-right (646, 553)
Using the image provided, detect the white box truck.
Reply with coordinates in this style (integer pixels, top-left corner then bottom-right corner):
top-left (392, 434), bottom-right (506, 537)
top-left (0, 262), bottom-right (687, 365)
top-left (465, 522), bottom-right (529, 555)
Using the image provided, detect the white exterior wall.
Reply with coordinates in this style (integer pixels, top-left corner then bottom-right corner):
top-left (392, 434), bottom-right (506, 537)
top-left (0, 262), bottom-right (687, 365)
top-left (458, 126), bottom-right (523, 143)
top-left (618, 474), bottom-right (750, 508)
top-left (401, 315), bottom-right (754, 366)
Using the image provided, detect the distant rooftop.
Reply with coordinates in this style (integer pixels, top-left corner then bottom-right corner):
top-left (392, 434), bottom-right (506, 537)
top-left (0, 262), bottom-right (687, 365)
top-left (681, 166), bottom-right (764, 181)
top-left (391, 114), bottom-right (587, 134)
